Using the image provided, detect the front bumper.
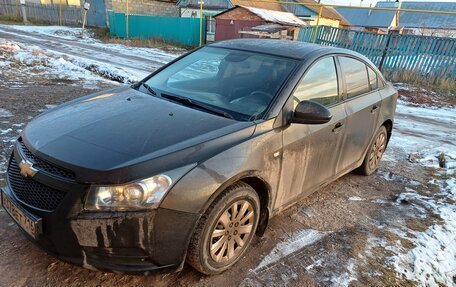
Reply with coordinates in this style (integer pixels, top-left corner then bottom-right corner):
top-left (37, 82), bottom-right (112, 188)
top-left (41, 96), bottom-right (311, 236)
top-left (2, 184), bottom-right (200, 274)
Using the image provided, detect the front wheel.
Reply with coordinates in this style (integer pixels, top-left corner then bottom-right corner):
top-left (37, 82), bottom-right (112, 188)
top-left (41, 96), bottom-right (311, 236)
top-left (186, 182), bottom-right (260, 275)
top-left (357, 125), bottom-right (388, 176)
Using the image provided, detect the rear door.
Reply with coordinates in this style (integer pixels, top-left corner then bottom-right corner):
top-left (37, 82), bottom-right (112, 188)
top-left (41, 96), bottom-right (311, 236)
top-left (337, 56), bottom-right (383, 172)
top-left (276, 56), bottom-right (347, 209)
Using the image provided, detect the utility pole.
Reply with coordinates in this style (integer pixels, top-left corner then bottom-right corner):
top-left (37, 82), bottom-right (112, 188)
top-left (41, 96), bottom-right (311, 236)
top-left (81, 2), bottom-right (90, 38)
top-left (199, 0), bottom-right (204, 46)
top-left (19, 0), bottom-right (27, 23)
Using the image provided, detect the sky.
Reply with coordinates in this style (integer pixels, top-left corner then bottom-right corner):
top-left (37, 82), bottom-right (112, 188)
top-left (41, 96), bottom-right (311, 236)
top-left (320, 0), bottom-right (456, 7)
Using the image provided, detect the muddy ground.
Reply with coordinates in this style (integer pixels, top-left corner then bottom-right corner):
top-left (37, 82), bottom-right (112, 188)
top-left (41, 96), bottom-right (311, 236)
top-left (0, 25), bottom-right (455, 287)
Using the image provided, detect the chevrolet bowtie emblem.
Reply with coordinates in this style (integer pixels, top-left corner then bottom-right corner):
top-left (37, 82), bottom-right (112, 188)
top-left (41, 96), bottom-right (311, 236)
top-left (18, 160), bottom-right (38, 178)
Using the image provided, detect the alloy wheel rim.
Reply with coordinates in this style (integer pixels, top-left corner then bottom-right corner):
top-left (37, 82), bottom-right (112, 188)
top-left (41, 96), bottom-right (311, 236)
top-left (210, 200), bottom-right (254, 263)
top-left (368, 132), bottom-right (386, 169)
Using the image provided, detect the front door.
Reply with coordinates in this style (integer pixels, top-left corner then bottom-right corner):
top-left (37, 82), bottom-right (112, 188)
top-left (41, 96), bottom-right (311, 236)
top-left (275, 56), bottom-right (347, 210)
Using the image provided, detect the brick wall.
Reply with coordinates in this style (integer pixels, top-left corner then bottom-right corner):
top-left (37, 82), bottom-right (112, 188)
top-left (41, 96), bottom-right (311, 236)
top-left (106, 0), bottom-right (179, 17)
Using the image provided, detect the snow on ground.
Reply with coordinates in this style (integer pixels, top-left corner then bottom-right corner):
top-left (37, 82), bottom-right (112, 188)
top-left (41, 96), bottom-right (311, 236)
top-left (392, 99), bottom-right (456, 171)
top-left (379, 99), bottom-right (456, 286)
top-left (255, 229), bottom-right (331, 271)
top-left (0, 39), bottom-right (109, 88)
top-left (388, 171), bottom-right (456, 286)
top-left (0, 108), bottom-right (13, 118)
top-left (0, 24), bottom-right (181, 86)
top-left (6, 24), bottom-right (182, 63)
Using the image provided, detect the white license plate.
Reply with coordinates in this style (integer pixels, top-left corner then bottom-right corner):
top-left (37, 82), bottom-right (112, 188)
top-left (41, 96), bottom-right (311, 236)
top-left (1, 190), bottom-right (42, 239)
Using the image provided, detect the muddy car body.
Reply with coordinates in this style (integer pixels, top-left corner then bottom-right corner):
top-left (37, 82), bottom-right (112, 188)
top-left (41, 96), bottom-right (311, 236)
top-left (1, 39), bottom-right (397, 274)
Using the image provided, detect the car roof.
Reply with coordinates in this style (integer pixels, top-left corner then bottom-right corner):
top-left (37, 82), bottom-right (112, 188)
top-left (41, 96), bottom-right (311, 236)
top-left (208, 39), bottom-right (357, 60)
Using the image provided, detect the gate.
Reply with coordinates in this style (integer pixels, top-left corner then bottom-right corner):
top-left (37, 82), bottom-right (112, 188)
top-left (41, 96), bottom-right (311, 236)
top-left (86, 0), bottom-right (107, 27)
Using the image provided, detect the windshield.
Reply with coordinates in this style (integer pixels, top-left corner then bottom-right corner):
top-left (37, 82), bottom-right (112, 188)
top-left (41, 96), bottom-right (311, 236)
top-left (141, 47), bottom-right (297, 121)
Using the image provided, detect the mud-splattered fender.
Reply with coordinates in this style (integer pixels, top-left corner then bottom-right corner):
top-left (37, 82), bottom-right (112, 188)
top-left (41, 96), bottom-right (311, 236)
top-left (69, 208), bottom-right (199, 268)
top-left (160, 118), bottom-right (283, 215)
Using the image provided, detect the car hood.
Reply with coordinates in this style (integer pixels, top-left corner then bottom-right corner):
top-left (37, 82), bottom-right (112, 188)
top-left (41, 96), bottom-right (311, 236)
top-left (22, 87), bottom-right (256, 184)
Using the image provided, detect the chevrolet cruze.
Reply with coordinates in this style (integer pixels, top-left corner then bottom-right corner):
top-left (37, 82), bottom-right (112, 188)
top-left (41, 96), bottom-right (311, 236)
top-left (1, 39), bottom-right (397, 275)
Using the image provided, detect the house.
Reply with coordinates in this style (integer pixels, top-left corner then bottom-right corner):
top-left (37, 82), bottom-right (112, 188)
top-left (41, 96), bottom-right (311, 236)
top-left (282, 0), bottom-right (350, 28)
top-left (337, 1), bottom-right (456, 37)
top-left (214, 5), bottom-right (306, 41)
top-left (178, 0), bottom-right (349, 41)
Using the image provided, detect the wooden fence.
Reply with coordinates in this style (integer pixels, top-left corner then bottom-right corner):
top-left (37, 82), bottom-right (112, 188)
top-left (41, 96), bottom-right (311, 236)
top-left (0, 0), bottom-right (106, 27)
top-left (298, 25), bottom-right (456, 84)
top-left (0, 0), bottom-right (82, 25)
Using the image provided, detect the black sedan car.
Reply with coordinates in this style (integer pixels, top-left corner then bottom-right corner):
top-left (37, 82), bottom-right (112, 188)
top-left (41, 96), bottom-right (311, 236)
top-left (1, 39), bottom-right (397, 275)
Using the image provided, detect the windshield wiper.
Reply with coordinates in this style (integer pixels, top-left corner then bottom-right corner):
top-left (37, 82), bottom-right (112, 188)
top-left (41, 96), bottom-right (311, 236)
top-left (140, 82), bottom-right (157, 96)
top-left (161, 93), bottom-right (234, 120)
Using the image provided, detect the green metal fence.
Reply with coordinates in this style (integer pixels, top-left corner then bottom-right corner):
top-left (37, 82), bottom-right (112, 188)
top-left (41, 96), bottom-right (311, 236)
top-left (298, 25), bottom-right (456, 82)
top-left (108, 11), bottom-right (202, 47)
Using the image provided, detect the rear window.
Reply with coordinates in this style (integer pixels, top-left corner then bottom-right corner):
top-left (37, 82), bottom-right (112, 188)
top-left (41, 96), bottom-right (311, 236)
top-left (339, 56), bottom-right (370, 98)
top-left (367, 66), bottom-right (378, 90)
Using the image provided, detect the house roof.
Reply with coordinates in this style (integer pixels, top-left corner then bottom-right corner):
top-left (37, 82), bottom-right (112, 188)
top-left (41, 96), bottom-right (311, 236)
top-left (230, 0), bottom-right (284, 12)
top-left (215, 6), bottom-right (306, 26)
top-left (387, 2), bottom-right (456, 29)
top-left (178, 0), bottom-right (349, 25)
top-left (177, 0), bottom-right (284, 11)
top-left (338, 2), bottom-right (456, 30)
top-left (295, 0), bottom-right (350, 25)
top-left (336, 5), bottom-right (396, 28)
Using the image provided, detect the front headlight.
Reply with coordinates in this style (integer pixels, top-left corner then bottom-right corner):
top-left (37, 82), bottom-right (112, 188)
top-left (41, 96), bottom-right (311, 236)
top-left (84, 164), bottom-right (195, 211)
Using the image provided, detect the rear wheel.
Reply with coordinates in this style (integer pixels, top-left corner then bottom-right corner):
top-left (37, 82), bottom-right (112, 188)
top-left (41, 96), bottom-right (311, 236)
top-left (187, 182), bottom-right (260, 275)
top-left (357, 126), bottom-right (388, 176)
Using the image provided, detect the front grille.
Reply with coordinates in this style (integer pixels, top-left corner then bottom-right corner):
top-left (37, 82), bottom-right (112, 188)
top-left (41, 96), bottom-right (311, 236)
top-left (7, 157), bottom-right (67, 211)
top-left (18, 139), bottom-right (76, 181)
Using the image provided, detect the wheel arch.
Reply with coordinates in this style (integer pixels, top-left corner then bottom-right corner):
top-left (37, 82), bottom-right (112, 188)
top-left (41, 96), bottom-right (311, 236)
top-left (200, 171), bottom-right (271, 237)
top-left (382, 119), bottom-right (393, 144)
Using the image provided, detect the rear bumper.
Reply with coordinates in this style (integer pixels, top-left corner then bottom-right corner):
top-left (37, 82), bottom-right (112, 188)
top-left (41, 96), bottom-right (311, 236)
top-left (1, 185), bottom-right (200, 274)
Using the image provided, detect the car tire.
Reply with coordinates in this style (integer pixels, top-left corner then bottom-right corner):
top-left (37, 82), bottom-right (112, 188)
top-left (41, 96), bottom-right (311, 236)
top-left (357, 125), bottom-right (388, 176)
top-left (186, 182), bottom-right (260, 275)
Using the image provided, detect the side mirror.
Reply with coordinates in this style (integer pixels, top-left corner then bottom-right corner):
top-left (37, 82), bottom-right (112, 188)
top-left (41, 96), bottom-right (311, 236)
top-left (291, 100), bottom-right (332, 124)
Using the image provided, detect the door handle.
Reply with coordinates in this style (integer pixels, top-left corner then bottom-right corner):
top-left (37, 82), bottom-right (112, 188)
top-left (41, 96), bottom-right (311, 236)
top-left (332, 122), bottom-right (344, 133)
top-left (371, 105), bottom-right (379, 113)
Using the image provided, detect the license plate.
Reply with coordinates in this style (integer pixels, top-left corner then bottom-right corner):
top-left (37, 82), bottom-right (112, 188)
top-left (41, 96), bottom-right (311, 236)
top-left (1, 190), bottom-right (42, 239)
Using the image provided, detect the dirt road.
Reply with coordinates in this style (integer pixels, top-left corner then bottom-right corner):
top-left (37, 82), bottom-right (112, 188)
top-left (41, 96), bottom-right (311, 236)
top-left (0, 25), bottom-right (454, 287)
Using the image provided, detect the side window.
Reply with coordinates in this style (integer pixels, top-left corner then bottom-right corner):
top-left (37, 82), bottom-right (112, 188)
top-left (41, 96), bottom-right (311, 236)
top-left (339, 57), bottom-right (370, 98)
top-left (293, 57), bottom-right (339, 107)
top-left (367, 66), bottom-right (378, 90)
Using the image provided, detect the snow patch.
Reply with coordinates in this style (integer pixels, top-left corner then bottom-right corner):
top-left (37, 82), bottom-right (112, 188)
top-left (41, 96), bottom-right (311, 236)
top-left (389, 168), bottom-right (456, 285)
top-left (332, 259), bottom-right (357, 287)
top-left (0, 108), bottom-right (13, 118)
top-left (45, 104), bottom-right (57, 109)
top-left (348, 196), bottom-right (365, 201)
top-left (0, 128), bottom-right (12, 135)
top-left (255, 229), bottom-right (330, 271)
